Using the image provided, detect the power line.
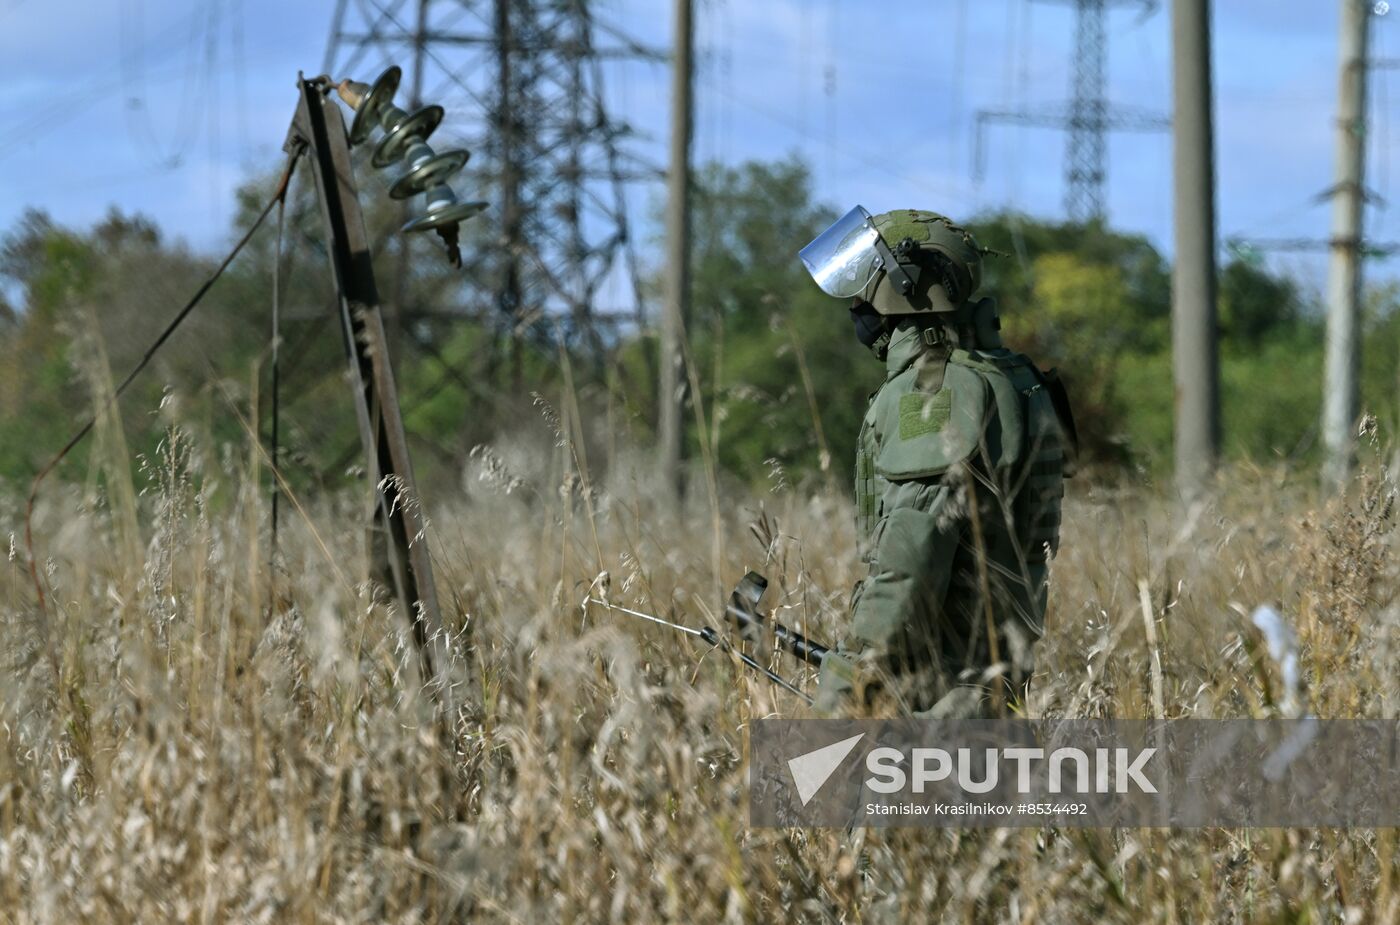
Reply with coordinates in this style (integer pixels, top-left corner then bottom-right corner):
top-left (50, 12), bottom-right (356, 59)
top-left (710, 81), bottom-right (961, 201)
top-left (975, 0), bottom-right (1169, 222)
top-left (206, 0), bottom-right (222, 230)
top-left (1225, 237), bottom-right (1399, 259)
top-left (823, 0), bottom-right (837, 187)
top-left (231, 0), bottom-right (250, 160)
top-left (0, 53), bottom-right (196, 162)
top-left (1227, 17), bottom-right (1400, 268)
top-left (949, 0), bottom-right (968, 177)
top-left (120, 0), bottom-right (214, 169)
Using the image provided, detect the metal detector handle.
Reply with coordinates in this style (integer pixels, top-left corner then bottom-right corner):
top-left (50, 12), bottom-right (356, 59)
top-left (737, 611), bottom-right (830, 667)
top-left (770, 621), bottom-right (830, 667)
top-left (724, 572), bottom-right (830, 667)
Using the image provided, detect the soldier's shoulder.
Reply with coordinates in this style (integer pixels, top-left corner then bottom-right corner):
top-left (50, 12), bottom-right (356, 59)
top-left (867, 359), bottom-right (994, 480)
top-left (950, 347), bottom-right (1038, 375)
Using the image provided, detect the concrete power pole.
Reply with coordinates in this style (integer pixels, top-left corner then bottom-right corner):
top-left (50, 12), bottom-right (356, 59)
top-left (1322, 0), bottom-right (1371, 491)
top-left (1170, 0), bottom-right (1220, 500)
top-left (659, 0), bottom-right (693, 499)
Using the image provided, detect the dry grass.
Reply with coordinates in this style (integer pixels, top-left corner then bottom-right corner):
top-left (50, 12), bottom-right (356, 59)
top-left (2, 415), bottom-right (1399, 923)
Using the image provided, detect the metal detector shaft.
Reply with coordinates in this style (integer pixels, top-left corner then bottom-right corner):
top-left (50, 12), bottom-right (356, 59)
top-left (697, 625), bottom-right (812, 703)
top-left (585, 598), bottom-right (812, 703)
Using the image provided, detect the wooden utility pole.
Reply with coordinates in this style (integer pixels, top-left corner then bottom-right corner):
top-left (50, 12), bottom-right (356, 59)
top-left (1322, 0), bottom-right (1371, 491)
top-left (1170, 0), bottom-right (1220, 501)
top-left (658, 0), bottom-right (693, 499)
top-left (287, 78), bottom-right (454, 715)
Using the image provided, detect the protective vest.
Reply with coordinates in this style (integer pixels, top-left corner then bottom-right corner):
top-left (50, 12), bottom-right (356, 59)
top-left (852, 329), bottom-right (1071, 632)
top-left (818, 317), bottom-right (1074, 716)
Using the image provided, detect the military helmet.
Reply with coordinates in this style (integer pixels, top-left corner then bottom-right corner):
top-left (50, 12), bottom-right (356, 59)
top-left (799, 205), bottom-right (984, 315)
top-left (865, 209), bottom-right (983, 315)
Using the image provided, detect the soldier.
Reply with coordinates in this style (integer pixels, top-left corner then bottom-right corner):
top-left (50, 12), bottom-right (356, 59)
top-left (799, 207), bottom-right (1074, 717)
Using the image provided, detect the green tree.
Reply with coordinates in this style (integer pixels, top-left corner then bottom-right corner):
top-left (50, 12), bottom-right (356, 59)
top-left (1, 155), bottom-right (1356, 494)
top-left (1219, 259), bottom-right (1302, 345)
top-left (966, 213), bottom-right (1171, 464)
top-left (680, 158), bottom-right (873, 484)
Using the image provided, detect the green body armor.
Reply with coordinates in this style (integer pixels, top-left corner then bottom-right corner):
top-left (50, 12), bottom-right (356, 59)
top-left (821, 319), bottom-right (1070, 717)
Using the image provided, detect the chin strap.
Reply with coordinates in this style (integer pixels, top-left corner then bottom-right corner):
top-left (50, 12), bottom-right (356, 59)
top-left (907, 297), bottom-right (1002, 353)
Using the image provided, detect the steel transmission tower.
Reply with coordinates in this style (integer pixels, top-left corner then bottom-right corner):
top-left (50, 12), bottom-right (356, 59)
top-left (323, 0), bottom-right (662, 349)
top-left (976, 0), bottom-right (1169, 222)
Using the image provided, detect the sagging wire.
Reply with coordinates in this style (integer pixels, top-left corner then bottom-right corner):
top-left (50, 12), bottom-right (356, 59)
top-left (269, 162), bottom-right (288, 571)
top-left (23, 143), bottom-right (306, 617)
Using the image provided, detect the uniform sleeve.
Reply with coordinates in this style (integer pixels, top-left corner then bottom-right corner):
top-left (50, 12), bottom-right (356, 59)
top-left (815, 475), bottom-right (966, 712)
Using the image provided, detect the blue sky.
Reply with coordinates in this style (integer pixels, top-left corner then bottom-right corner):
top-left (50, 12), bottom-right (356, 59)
top-left (0, 0), bottom-right (1396, 292)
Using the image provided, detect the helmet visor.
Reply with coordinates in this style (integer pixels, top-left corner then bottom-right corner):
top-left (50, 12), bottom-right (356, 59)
top-left (799, 205), bottom-right (882, 298)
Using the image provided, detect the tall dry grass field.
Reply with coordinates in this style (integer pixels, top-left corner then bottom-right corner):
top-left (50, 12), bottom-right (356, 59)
top-left (2, 408), bottom-right (1398, 922)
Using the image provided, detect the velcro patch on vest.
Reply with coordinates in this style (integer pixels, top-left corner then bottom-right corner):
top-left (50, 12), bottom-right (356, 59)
top-left (898, 391), bottom-right (952, 439)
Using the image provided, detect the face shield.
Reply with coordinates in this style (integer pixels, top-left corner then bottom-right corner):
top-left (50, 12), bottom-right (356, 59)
top-left (799, 205), bottom-right (883, 298)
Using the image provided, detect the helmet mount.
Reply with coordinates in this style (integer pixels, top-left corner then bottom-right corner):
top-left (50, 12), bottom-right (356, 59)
top-left (869, 234), bottom-right (921, 299)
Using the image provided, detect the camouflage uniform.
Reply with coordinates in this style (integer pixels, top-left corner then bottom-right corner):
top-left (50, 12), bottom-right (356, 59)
top-left (804, 210), bottom-right (1072, 717)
